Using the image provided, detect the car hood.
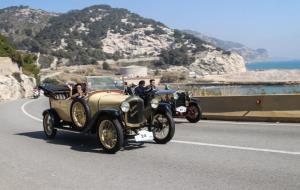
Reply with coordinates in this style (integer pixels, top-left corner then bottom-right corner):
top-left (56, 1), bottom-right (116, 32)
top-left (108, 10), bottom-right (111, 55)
top-left (87, 92), bottom-right (129, 115)
top-left (99, 93), bottom-right (129, 107)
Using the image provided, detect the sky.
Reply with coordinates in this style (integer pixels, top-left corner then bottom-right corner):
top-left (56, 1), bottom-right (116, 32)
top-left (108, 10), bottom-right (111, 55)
top-left (0, 0), bottom-right (300, 59)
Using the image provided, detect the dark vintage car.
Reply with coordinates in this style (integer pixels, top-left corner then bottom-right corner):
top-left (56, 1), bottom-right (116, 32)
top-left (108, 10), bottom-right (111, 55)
top-left (39, 76), bottom-right (175, 153)
top-left (144, 89), bottom-right (202, 123)
top-left (172, 90), bottom-right (202, 123)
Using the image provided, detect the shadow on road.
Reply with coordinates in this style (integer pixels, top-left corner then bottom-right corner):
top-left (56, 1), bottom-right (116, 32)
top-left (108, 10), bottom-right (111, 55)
top-left (16, 131), bottom-right (145, 154)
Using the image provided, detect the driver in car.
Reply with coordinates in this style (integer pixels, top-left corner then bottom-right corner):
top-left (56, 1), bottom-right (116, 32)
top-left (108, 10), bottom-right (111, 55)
top-left (134, 80), bottom-right (146, 96)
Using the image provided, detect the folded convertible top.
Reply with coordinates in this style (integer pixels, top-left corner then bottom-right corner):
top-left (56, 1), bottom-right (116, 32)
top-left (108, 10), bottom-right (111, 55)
top-left (39, 84), bottom-right (69, 98)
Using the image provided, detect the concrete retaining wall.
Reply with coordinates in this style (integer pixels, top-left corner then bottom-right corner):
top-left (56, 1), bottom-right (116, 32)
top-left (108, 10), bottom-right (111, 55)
top-left (197, 95), bottom-right (300, 122)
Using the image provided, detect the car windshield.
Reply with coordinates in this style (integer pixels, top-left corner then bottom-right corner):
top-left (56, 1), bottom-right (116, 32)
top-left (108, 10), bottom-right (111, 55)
top-left (86, 76), bottom-right (124, 91)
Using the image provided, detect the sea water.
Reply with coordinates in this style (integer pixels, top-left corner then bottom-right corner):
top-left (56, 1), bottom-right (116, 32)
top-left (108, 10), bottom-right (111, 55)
top-left (246, 60), bottom-right (300, 70)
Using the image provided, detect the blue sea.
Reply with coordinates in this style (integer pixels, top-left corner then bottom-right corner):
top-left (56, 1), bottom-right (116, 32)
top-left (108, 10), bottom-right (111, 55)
top-left (246, 60), bottom-right (300, 70)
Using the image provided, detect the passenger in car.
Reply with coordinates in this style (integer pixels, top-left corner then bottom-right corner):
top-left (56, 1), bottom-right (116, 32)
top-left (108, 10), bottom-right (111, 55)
top-left (145, 79), bottom-right (156, 93)
top-left (67, 83), bottom-right (86, 98)
top-left (124, 82), bottom-right (133, 95)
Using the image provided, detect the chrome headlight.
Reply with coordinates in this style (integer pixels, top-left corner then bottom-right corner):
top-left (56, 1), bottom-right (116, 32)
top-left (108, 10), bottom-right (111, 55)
top-left (173, 92), bottom-right (179, 100)
top-left (120, 102), bottom-right (130, 112)
top-left (151, 98), bottom-right (159, 109)
top-left (188, 91), bottom-right (193, 98)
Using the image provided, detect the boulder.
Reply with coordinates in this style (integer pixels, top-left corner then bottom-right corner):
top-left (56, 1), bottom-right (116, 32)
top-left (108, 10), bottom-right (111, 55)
top-left (0, 57), bottom-right (36, 101)
top-left (0, 57), bottom-right (19, 76)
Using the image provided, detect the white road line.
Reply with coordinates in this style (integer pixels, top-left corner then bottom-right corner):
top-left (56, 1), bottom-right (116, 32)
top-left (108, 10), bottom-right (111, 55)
top-left (172, 140), bottom-right (300, 156)
top-left (21, 99), bottom-right (43, 122)
top-left (199, 120), bottom-right (300, 127)
top-left (21, 99), bottom-right (300, 156)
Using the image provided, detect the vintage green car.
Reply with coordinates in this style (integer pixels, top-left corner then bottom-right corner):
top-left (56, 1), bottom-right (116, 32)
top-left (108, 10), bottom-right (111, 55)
top-left (39, 76), bottom-right (175, 153)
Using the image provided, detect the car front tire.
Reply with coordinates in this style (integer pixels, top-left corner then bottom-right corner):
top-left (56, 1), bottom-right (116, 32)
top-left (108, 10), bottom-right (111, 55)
top-left (185, 104), bottom-right (202, 123)
top-left (152, 112), bottom-right (175, 144)
top-left (97, 116), bottom-right (124, 154)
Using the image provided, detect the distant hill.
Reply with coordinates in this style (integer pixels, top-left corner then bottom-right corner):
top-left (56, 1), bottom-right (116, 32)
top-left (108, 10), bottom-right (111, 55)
top-left (0, 6), bottom-right (58, 48)
top-left (0, 5), bottom-right (246, 75)
top-left (183, 30), bottom-right (269, 63)
top-left (0, 5), bottom-right (209, 64)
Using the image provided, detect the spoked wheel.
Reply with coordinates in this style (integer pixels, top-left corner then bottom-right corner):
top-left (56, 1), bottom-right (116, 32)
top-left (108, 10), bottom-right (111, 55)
top-left (185, 104), bottom-right (202, 123)
top-left (43, 112), bottom-right (57, 139)
top-left (97, 117), bottom-right (124, 154)
top-left (72, 102), bottom-right (87, 127)
top-left (152, 112), bottom-right (175, 144)
top-left (70, 98), bottom-right (90, 130)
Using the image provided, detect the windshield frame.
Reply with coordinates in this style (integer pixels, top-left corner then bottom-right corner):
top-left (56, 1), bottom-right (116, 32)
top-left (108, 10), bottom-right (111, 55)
top-left (86, 76), bottom-right (124, 92)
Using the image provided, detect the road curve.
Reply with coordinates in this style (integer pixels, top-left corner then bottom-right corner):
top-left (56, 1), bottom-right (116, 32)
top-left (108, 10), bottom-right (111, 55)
top-left (0, 98), bottom-right (300, 190)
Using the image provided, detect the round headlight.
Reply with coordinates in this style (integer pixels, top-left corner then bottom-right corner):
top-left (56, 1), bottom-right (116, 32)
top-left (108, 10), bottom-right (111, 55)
top-left (188, 91), bottom-right (193, 98)
top-left (120, 102), bottom-right (130, 112)
top-left (151, 98), bottom-right (159, 109)
top-left (173, 92), bottom-right (179, 100)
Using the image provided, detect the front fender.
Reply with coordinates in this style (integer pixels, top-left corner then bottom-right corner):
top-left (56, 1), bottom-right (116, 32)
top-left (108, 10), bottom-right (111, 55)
top-left (84, 108), bottom-right (123, 133)
top-left (156, 102), bottom-right (172, 115)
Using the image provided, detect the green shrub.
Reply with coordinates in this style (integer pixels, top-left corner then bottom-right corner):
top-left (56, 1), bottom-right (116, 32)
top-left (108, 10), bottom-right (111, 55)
top-left (22, 63), bottom-right (40, 77)
top-left (102, 62), bottom-right (111, 70)
top-left (160, 73), bottom-right (179, 83)
top-left (159, 48), bottom-right (195, 66)
top-left (39, 55), bottom-right (54, 68)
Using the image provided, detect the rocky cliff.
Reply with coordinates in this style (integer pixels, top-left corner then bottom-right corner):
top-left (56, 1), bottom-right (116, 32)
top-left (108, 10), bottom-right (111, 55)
top-left (0, 57), bottom-right (36, 101)
top-left (190, 49), bottom-right (246, 75)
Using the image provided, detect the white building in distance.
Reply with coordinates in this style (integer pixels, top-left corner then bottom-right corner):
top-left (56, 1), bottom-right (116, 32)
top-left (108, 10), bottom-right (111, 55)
top-left (120, 65), bottom-right (148, 78)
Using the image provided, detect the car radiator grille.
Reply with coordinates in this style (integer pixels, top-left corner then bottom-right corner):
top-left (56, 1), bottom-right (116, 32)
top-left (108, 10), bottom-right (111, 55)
top-left (175, 92), bottom-right (186, 106)
top-left (126, 99), bottom-right (144, 125)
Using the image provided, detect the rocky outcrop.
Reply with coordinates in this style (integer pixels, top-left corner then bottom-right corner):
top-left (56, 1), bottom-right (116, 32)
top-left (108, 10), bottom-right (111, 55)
top-left (0, 57), bottom-right (36, 101)
top-left (102, 28), bottom-right (174, 57)
top-left (0, 57), bottom-right (19, 75)
top-left (189, 50), bottom-right (246, 76)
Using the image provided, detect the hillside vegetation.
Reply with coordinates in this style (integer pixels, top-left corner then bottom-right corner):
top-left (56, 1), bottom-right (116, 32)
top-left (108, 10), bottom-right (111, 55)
top-left (0, 5), bottom-right (209, 65)
top-left (0, 34), bottom-right (39, 80)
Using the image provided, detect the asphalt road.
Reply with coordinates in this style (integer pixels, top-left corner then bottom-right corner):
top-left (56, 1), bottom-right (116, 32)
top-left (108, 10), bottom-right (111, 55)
top-left (1, 97), bottom-right (300, 190)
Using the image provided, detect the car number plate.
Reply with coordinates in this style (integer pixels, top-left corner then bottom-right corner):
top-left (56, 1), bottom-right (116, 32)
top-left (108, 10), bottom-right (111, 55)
top-left (176, 106), bottom-right (187, 113)
top-left (135, 130), bottom-right (153, 142)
